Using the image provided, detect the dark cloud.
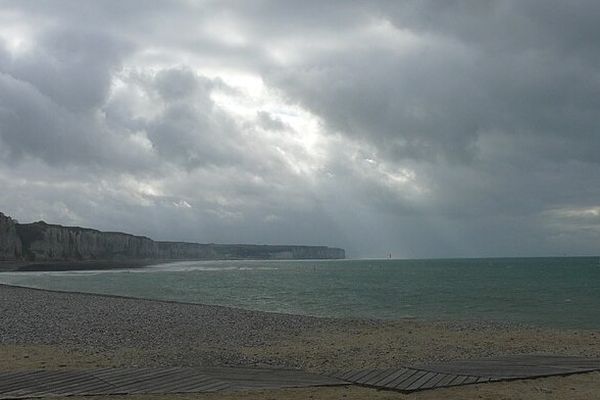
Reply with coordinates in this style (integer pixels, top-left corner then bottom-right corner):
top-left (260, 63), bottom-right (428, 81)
top-left (154, 68), bottom-right (209, 100)
top-left (25, 30), bottom-right (129, 110)
top-left (0, 1), bottom-right (599, 257)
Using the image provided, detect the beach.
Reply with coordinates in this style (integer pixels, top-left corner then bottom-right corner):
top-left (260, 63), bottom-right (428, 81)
top-left (2, 284), bottom-right (600, 399)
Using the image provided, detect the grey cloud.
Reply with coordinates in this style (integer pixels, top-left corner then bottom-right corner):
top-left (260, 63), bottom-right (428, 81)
top-left (383, 1), bottom-right (600, 60)
top-left (256, 111), bottom-right (288, 131)
top-left (3, 28), bottom-right (131, 111)
top-left (142, 67), bottom-right (271, 171)
top-left (146, 102), bottom-right (238, 169)
top-left (264, 25), bottom-right (600, 165)
top-left (154, 68), bottom-right (209, 100)
top-left (248, 2), bottom-right (600, 217)
top-left (1, 1), bottom-right (600, 257)
top-left (0, 69), bottom-right (155, 172)
top-left (0, 72), bottom-right (102, 165)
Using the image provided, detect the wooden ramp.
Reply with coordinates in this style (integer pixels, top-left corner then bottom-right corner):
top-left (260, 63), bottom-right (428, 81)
top-left (0, 367), bottom-right (346, 399)
top-left (331, 355), bottom-right (600, 393)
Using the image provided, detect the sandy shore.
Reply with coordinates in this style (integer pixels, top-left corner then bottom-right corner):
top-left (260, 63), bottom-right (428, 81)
top-left (1, 284), bottom-right (600, 399)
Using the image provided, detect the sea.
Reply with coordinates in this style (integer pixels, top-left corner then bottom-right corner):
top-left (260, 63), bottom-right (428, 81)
top-left (1, 257), bottom-right (599, 329)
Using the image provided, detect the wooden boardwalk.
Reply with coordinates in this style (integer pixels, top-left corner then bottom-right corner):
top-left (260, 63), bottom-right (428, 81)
top-left (197, 367), bottom-right (345, 390)
top-left (0, 367), bottom-right (346, 399)
top-left (331, 355), bottom-right (600, 393)
top-left (2, 355), bottom-right (600, 397)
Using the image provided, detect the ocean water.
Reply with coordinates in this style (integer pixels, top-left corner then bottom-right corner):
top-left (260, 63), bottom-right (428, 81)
top-left (1, 257), bottom-right (599, 329)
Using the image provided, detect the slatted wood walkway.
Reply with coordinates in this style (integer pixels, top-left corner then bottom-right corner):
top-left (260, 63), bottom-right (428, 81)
top-left (3, 356), bottom-right (600, 397)
top-left (0, 367), bottom-right (346, 399)
top-left (197, 367), bottom-right (345, 390)
top-left (331, 355), bottom-right (600, 393)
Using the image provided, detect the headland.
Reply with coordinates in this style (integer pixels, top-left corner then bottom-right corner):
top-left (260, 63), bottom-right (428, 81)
top-left (0, 211), bottom-right (344, 271)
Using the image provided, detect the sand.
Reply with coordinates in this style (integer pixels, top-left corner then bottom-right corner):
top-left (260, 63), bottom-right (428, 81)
top-left (1, 284), bottom-right (600, 399)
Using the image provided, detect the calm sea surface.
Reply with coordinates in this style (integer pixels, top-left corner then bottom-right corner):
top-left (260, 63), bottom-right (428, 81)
top-left (1, 257), bottom-right (599, 329)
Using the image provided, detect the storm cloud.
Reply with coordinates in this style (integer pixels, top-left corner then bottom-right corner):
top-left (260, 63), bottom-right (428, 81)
top-left (0, 0), bottom-right (599, 257)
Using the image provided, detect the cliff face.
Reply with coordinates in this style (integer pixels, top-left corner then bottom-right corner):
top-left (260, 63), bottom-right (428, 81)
top-left (0, 212), bottom-right (22, 260)
top-left (16, 222), bottom-right (156, 261)
top-left (6, 215), bottom-right (344, 262)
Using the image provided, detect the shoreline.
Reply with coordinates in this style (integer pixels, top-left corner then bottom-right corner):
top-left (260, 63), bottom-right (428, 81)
top-left (0, 282), bottom-right (348, 323)
top-left (0, 259), bottom-right (167, 272)
top-left (0, 257), bottom-right (345, 273)
top-left (0, 280), bottom-right (595, 333)
top-left (0, 282), bottom-right (554, 332)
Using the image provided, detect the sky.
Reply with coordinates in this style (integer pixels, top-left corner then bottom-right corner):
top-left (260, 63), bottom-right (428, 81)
top-left (0, 1), bottom-right (599, 258)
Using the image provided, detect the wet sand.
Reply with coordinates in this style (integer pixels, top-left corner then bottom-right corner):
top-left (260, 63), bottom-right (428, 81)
top-left (1, 284), bottom-right (600, 399)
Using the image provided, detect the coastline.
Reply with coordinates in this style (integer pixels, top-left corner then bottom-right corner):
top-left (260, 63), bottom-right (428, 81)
top-left (0, 281), bottom-right (568, 331)
top-left (2, 283), bottom-right (600, 399)
top-left (0, 257), bottom-right (342, 272)
top-left (0, 282), bottom-right (353, 321)
top-left (0, 259), bottom-right (168, 272)
top-left (3, 257), bottom-right (599, 331)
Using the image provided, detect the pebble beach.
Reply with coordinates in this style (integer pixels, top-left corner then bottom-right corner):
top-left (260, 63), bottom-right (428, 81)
top-left (2, 283), bottom-right (600, 399)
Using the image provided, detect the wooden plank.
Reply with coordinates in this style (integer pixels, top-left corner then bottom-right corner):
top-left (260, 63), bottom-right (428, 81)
top-left (372, 368), bottom-right (409, 387)
top-left (435, 373), bottom-right (460, 388)
top-left (3, 356), bottom-right (600, 398)
top-left (365, 369), bottom-right (397, 386)
top-left (252, 373), bottom-right (342, 385)
top-left (174, 380), bottom-right (230, 393)
top-left (98, 368), bottom-right (178, 385)
top-left (204, 367), bottom-right (328, 379)
top-left (1, 379), bottom-right (50, 396)
top-left (0, 371), bottom-right (69, 394)
top-left (134, 371), bottom-right (211, 392)
top-left (387, 369), bottom-right (419, 389)
top-left (331, 369), bottom-right (355, 381)
top-left (88, 369), bottom-right (155, 388)
top-left (345, 369), bottom-right (372, 382)
top-left (107, 369), bottom-right (187, 393)
top-left (4, 378), bottom-right (108, 397)
top-left (88, 368), bottom-right (138, 379)
top-left (0, 367), bottom-right (345, 399)
top-left (448, 375), bottom-right (470, 386)
top-left (33, 372), bottom-right (94, 389)
top-left (142, 376), bottom-right (226, 394)
top-left (394, 370), bottom-right (428, 390)
top-left (29, 373), bottom-right (104, 396)
top-left (96, 367), bottom-right (177, 382)
top-left (405, 371), bottom-right (438, 391)
top-left (416, 372), bottom-right (447, 390)
top-left (49, 379), bottom-right (114, 397)
top-left (461, 376), bottom-right (479, 385)
top-left (0, 371), bottom-right (48, 386)
top-left (126, 369), bottom-right (197, 388)
top-left (334, 354), bottom-right (600, 393)
top-left (103, 368), bottom-right (181, 387)
top-left (332, 369), bottom-right (358, 381)
top-left (209, 368), bottom-right (345, 389)
top-left (171, 377), bottom-right (230, 393)
top-left (355, 369), bottom-right (387, 384)
top-left (415, 355), bottom-right (600, 379)
top-left (128, 373), bottom-right (213, 394)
